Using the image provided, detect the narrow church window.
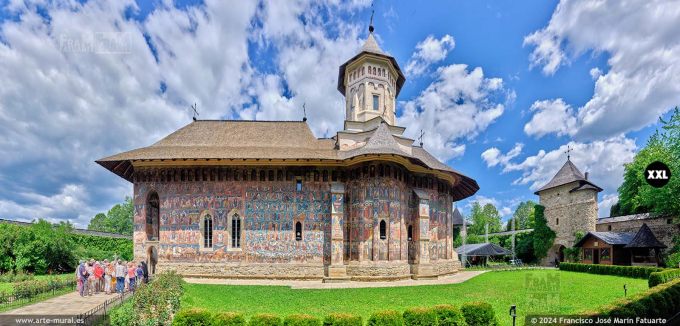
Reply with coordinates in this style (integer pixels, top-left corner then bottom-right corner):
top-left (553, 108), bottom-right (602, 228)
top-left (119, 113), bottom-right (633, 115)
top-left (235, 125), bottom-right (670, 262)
top-left (296, 179), bottom-right (303, 192)
top-left (232, 214), bottom-right (241, 248)
top-left (608, 225), bottom-right (612, 231)
top-left (379, 220), bottom-right (387, 240)
top-left (373, 95), bottom-right (379, 110)
top-left (556, 218), bottom-right (559, 225)
top-left (203, 215), bottom-right (213, 248)
top-left (295, 222), bottom-right (302, 241)
top-left (407, 225), bottom-right (413, 241)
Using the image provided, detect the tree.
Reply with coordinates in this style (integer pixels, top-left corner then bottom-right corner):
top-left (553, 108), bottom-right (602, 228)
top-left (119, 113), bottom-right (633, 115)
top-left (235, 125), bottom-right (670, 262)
top-left (13, 219), bottom-right (76, 274)
top-left (88, 197), bottom-right (134, 235)
top-left (617, 107), bottom-right (680, 217)
top-left (467, 202), bottom-right (502, 236)
top-left (506, 200), bottom-right (537, 231)
top-left (532, 205), bottom-right (555, 260)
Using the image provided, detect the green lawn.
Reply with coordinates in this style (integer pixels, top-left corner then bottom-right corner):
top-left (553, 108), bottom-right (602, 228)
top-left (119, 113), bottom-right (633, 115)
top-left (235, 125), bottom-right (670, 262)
top-left (181, 270), bottom-right (647, 325)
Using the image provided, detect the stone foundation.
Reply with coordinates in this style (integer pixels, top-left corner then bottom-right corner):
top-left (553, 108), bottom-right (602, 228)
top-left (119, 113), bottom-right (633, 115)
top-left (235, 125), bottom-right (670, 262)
top-left (157, 262), bottom-right (325, 280)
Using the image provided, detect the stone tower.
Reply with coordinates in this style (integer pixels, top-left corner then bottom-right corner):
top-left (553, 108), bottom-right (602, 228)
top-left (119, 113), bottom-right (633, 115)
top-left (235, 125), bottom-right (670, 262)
top-left (535, 159), bottom-right (602, 265)
top-left (337, 25), bottom-right (405, 125)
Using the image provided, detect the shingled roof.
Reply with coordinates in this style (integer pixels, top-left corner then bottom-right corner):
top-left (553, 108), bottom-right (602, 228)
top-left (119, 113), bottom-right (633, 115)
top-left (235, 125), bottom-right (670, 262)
top-left (535, 160), bottom-right (603, 194)
top-left (625, 223), bottom-right (667, 248)
top-left (97, 120), bottom-right (479, 201)
top-left (452, 208), bottom-right (464, 226)
top-left (574, 231), bottom-right (637, 247)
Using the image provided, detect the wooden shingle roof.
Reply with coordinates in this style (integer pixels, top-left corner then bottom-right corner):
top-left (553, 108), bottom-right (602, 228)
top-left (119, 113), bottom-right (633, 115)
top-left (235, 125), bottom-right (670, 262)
top-left (625, 223), bottom-right (667, 248)
top-left (535, 160), bottom-right (602, 194)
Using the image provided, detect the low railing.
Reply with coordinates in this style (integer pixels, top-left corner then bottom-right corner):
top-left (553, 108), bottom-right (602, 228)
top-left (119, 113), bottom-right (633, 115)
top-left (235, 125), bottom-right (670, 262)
top-left (0, 280), bottom-right (77, 311)
top-left (77, 290), bottom-right (133, 326)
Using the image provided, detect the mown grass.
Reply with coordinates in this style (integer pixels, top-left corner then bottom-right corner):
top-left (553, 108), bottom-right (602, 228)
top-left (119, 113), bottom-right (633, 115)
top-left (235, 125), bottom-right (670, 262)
top-left (181, 270), bottom-right (647, 325)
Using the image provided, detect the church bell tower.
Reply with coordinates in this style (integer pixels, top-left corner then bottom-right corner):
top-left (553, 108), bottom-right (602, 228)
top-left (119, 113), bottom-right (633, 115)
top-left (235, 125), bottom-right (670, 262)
top-left (337, 19), bottom-right (405, 125)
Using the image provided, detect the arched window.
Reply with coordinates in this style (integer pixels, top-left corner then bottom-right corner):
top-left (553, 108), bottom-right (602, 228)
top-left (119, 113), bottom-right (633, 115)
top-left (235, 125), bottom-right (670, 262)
top-left (203, 215), bottom-right (213, 248)
top-left (232, 214), bottom-right (241, 248)
top-left (146, 192), bottom-right (160, 241)
top-left (379, 220), bottom-right (387, 240)
top-left (295, 222), bottom-right (302, 241)
top-left (407, 225), bottom-right (413, 241)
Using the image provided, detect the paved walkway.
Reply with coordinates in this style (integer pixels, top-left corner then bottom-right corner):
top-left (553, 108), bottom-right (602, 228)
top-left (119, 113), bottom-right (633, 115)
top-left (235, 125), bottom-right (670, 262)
top-left (185, 270), bottom-right (486, 289)
top-left (1, 291), bottom-right (125, 315)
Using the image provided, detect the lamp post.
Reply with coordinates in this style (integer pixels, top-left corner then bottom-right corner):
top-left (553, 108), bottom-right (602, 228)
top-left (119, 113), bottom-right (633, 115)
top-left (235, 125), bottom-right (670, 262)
top-left (624, 284), bottom-right (627, 297)
top-left (509, 305), bottom-right (517, 326)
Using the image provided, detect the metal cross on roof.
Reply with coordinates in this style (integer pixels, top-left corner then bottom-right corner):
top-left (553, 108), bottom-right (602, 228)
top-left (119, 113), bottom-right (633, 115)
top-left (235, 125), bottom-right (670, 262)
top-left (302, 102), bottom-right (307, 122)
top-left (191, 103), bottom-right (199, 121)
top-left (369, 3), bottom-right (375, 33)
top-left (565, 145), bottom-right (573, 160)
top-left (418, 129), bottom-right (424, 147)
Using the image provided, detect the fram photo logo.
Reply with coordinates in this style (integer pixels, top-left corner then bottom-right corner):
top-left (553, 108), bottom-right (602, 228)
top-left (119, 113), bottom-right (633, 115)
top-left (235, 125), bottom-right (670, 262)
top-left (645, 161), bottom-right (671, 188)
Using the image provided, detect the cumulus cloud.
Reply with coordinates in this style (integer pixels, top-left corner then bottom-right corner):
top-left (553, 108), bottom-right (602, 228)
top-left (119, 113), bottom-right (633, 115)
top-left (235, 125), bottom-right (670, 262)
top-left (523, 0), bottom-right (680, 140)
top-left (398, 64), bottom-right (509, 161)
top-left (598, 193), bottom-right (619, 218)
top-left (523, 99), bottom-right (577, 138)
top-left (0, 0), bottom-right (370, 226)
top-left (405, 34), bottom-right (455, 76)
top-left (481, 143), bottom-right (523, 168)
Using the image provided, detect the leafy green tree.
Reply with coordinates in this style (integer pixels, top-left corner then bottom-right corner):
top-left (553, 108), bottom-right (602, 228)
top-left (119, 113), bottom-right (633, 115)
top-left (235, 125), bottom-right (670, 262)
top-left (0, 223), bottom-right (21, 272)
top-left (467, 202), bottom-right (502, 236)
top-left (88, 197), bottom-right (134, 235)
top-left (532, 205), bottom-right (555, 260)
top-left (617, 107), bottom-right (680, 217)
top-left (506, 200), bottom-right (537, 231)
top-left (13, 219), bottom-right (76, 274)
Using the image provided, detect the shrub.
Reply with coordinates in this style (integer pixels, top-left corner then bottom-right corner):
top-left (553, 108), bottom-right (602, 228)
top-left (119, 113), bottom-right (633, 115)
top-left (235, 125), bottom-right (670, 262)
top-left (0, 271), bottom-right (34, 283)
top-left (250, 314), bottom-right (283, 326)
top-left (665, 252), bottom-right (680, 269)
top-left (134, 271), bottom-right (185, 325)
top-left (649, 269), bottom-right (680, 287)
top-left (214, 312), bottom-right (247, 326)
top-left (433, 305), bottom-right (467, 326)
top-left (559, 262), bottom-right (663, 279)
top-left (283, 314), bottom-right (321, 326)
top-left (460, 302), bottom-right (497, 326)
top-left (403, 307), bottom-right (437, 326)
top-left (110, 301), bottom-right (136, 326)
top-left (323, 313), bottom-right (362, 326)
top-left (172, 308), bottom-right (213, 326)
top-left (367, 310), bottom-right (403, 326)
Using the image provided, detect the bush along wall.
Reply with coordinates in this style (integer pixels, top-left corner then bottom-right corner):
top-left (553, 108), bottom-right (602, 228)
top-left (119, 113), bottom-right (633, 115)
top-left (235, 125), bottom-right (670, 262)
top-left (648, 269), bottom-right (680, 288)
top-left (169, 303), bottom-right (497, 326)
top-left (581, 278), bottom-right (680, 321)
top-left (110, 271), bottom-right (185, 326)
top-left (559, 262), bottom-right (664, 279)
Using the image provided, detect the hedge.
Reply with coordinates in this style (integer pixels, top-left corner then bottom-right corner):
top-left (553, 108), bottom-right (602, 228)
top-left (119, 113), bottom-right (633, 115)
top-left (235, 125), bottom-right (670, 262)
top-left (250, 314), bottom-right (283, 326)
top-left (559, 262), bottom-right (663, 279)
top-left (367, 310), bottom-right (403, 326)
top-left (403, 307), bottom-right (437, 326)
top-left (167, 304), bottom-right (495, 326)
top-left (460, 302), bottom-right (497, 326)
top-left (649, 269), bottom-right (680, 288)
top-left (582, 278), bottom-right (680, 321)
top-left (433, 305), bottom-right (467, 326)
top-left (283, 314), bottom-right (322, 326)
top-left (323, 313), bottom-right (362, 326)
top-left (111, 271), bottom-right (185, 326)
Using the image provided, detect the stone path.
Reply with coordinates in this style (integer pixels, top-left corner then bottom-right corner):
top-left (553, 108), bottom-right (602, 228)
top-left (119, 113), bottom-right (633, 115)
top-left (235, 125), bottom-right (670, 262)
top-left (1, 290), bottom-right (126, 315)
top-left (185, 270), bottom-right (487, 289)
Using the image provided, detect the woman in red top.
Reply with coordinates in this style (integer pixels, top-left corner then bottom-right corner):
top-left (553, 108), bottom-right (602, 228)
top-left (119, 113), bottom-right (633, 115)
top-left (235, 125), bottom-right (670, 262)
top-left (93, 262), bottom-right (104, 294)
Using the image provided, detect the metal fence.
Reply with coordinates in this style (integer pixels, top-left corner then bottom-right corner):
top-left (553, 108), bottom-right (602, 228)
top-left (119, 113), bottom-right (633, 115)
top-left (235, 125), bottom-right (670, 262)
top-left (77, 290), bottom-right (133, 326)
top-left (0, 280), bottom-right (77, 311)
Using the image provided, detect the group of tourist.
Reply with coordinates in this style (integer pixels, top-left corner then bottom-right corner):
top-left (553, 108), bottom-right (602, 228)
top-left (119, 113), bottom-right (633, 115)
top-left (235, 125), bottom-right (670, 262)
top-left (75, 259), bottom-right (149, 296)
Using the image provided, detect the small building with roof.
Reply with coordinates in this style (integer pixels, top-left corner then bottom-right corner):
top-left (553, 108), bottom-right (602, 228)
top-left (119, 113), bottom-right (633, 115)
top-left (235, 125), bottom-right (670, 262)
top-left (97, 23), bottom-right (479, 281)
top-left (574, 224), bottom-right (667, 266)
top-left (456, 243), bottom-right (511, 266)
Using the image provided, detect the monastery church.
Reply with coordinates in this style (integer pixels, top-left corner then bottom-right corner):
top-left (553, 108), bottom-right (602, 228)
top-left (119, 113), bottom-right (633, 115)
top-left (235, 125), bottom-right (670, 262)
top-left (98, 24), bottom-right (480, 281)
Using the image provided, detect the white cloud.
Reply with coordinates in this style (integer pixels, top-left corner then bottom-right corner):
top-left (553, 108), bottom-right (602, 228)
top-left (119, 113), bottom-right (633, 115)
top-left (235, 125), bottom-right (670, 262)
top-left (481, 143), bottom-right (523, 168)
top-left (523, 99), bottom-right (577, 138)
top-left (524, 0), bottom-right (680, 140)
top-left (405, 34), bottom-right (455, 76)
top-left (589, 67), bottom-right (602, 80)
top-left (598, 193), bottom-right (619, 218)
top-left (503, 137), bottom-right (636, 194)
top-left (398, 64), bottom-right (509, 161)
top-left (0, 184), bottom-right (92, 226)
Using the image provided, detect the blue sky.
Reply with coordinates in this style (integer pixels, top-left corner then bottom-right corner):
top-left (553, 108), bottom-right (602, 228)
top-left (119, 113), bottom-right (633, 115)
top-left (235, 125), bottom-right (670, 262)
top-left (0, 0), bottom-right (678, 227)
